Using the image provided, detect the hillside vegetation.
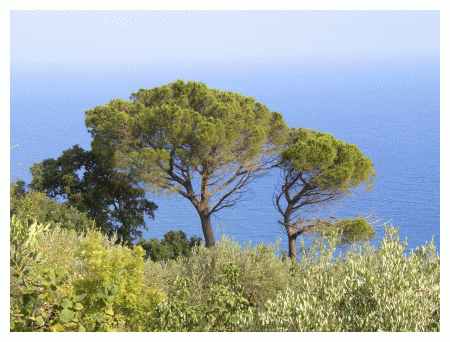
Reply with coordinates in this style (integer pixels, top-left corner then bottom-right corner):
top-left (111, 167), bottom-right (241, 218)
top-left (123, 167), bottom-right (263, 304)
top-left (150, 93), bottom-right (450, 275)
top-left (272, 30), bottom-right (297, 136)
top-left (10, 215), bottom-right (439, 332)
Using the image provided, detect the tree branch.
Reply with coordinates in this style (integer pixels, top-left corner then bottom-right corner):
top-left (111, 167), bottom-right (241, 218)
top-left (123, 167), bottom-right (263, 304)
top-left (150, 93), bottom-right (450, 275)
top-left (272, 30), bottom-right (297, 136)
top-left (209, 170), bottom-right (254, 215)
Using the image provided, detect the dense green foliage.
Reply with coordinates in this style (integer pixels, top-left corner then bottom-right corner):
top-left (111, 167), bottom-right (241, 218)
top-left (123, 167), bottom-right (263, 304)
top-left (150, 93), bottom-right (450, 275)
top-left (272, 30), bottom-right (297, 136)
top-left (322, 217), bottom-right (375, 244)
top-left (11, 217), bottom-right (439, 332)
top-left (30, 145), bottom-right (157, 243)
top-left (85, 80), bottom-right (288, 246)
top-left (138, 230), bottom-right (202, 261)
top-left (11, 181), bottom-right (95, 232)
top-left (281, 128), bottom-right (375, 192)
top-left (274, 128), bottom-right (375, 258)
top-left (308, 217), bottom-right (375, 245)
top-left (10, 216), bottom-right (164, 332)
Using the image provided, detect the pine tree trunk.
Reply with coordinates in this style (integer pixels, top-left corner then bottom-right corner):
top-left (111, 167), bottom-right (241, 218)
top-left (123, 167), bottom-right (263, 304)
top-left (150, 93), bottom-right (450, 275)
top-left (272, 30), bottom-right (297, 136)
top-left (200, 213), bottom-right (216, 247)
top-left (283, 204), bottom-right (298, 260)
top-left (288, 234), bottom-right (297, 260)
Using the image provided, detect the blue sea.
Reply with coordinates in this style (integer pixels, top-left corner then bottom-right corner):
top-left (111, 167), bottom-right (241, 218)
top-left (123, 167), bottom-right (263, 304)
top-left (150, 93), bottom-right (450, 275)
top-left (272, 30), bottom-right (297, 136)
top-left (11, 59), bottom-right (440, 252)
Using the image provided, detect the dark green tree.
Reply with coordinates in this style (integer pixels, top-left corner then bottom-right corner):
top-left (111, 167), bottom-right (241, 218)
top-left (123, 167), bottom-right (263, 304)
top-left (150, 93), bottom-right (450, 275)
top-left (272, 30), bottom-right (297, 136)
top-left (274, 128), bottom-right (375, 259)
top-left (138, 230), bottom-right (202, 261)
top-left (30, 145), bottom-right (157, 244)
top-left (85, 80), bottom-right (288, 247)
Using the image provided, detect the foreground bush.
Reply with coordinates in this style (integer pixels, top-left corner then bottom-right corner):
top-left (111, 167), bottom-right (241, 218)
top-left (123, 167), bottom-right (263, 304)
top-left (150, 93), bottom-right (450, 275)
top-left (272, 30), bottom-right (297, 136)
top-left (259, 229), bottom-right (439, 331)
top-left (10, 217), bottom-right (164, 331)
top-left (10, 217), bottom-right (439, 332)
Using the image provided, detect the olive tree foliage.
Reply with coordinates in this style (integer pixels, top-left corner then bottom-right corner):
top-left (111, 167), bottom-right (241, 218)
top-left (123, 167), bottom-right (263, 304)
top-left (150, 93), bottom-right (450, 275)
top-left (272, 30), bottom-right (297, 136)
top-left (30, 145), bottom-right (157, 244)
top-left (274, 128), bottom-right (375, 259)
top-left (85, 80), bottom-right (288, 246)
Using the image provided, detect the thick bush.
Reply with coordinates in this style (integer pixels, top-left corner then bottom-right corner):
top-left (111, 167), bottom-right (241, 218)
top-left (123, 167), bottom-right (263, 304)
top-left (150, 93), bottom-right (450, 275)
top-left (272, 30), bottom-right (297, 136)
top-left (11, 183), bottom-right (95, 233)
top-left (259, 228), bottom-right (439, 331)
top-left (10, 216), bottom-right (439, 332)
top-left (10, 216), bottom-right (164, 332)
top-left (151, 263), bottom-right (255, 331)
top-left (147, 231), bottom-right (438, 332)
top-left (144, 238), bottom-right (289, 308)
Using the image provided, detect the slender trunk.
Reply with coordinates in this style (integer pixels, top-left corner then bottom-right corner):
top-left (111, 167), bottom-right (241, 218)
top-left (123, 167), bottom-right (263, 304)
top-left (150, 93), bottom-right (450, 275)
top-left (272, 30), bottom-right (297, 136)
top-left (283, 204), bottom-right (297, 260)
top-left (288, 234), bottom-right (297, 260)
top-left (200, 213), bottom-right (215, 247)
top-left (197, 169), bottom-right (215, 247)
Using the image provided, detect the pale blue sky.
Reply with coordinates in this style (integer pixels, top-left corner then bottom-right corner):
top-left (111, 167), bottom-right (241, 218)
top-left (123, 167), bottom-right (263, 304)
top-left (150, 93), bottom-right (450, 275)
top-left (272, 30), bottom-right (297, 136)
top-left (11, 11), bottom-right (439, 69)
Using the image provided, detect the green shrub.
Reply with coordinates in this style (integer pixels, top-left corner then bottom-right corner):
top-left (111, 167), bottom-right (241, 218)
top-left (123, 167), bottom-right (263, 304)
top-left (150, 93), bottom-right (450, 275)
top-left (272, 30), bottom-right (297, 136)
top-left (10, 216), bottom-right (164, 332)
top-left (11, 185), bottom-right (95, 233)
top-left (152, 263), bottom-right (255, 331)
top-left (10, 215), bottom-right (439, 332)
top-left (259, 228), bottom-right (439, 332)
top-left (146, 238), bottom-right (289, 307)
top-left (148, 230), bottom-right (439, 332)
